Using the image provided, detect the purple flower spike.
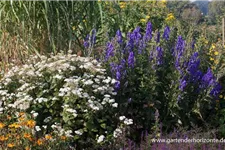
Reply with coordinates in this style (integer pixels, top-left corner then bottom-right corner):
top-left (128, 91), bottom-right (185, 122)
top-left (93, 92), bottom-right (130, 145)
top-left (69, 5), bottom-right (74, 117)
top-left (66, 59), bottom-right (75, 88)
top-left (115, 81), bottom-right (121, 90)
top-left (132, 27), bottom-right (142, 45)
top-left (156, 46), bottom-right (163, 65)
top-left (144, 22), bottom-right (152, 42)
top-left (163, 26), bottom-right (170, 41)
top-left (105, 42), bottom-right (114, 61)
top-left (187, 52), bottom-right (200, 76)
top-left (138, 39), bottom-right (146, 54)
top-left (210, 83), bottom-right (222, 98)
top-left (128, 51), bottom-right (135, 68)
top-left (200, 68), bottom-right (215, 89)
top-left (116, 29), bottom-right (123, 45)
top-left (84, 34), bottom-right (90, 48)
top-left (126, 32), bottom-right (134, 52)
top-left (175, 36), bottom-right (185, 57)
top-left (116, 71), bottom-right (121, 80)
top-left (179, 79), bottom-right (187, 91)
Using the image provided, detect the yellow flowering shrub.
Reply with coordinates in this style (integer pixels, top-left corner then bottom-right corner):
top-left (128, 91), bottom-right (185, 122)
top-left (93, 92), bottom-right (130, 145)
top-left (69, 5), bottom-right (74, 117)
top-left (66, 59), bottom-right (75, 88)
top-left (165, 13), bottom-right (175, 23)
top-left (100, 0), bottom-right (168, 39)
top-left (208, 43), bottom-right (221, 71)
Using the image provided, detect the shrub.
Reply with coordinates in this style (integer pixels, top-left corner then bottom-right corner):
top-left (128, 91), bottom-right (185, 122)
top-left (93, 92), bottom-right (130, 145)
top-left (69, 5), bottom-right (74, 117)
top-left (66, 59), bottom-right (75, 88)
top-left (0, 51), bottom-right (132, 149)
top-left (93, 1), bottom-right (171, 53)
top-left (99, 22), bottom-right (222, 142)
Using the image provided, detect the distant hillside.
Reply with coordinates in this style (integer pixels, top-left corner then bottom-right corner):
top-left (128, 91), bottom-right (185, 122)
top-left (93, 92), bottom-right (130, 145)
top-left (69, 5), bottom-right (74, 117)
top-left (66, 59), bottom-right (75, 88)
top-left (193, 1), bottom-right (209, 15)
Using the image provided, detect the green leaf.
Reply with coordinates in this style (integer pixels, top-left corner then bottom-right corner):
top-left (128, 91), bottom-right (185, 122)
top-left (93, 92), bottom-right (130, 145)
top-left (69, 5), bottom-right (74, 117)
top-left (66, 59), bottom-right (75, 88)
top-left (100, 123), bottom-right (106, 129)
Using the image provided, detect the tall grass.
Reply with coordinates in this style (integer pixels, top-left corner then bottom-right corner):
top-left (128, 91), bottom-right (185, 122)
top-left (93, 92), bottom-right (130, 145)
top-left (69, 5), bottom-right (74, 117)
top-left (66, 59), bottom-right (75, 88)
top-left (0, 1), bottom-right (102, 75)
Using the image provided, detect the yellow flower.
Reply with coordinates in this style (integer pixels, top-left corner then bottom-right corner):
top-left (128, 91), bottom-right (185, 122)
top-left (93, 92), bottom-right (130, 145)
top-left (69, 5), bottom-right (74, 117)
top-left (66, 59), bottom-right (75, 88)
top-left (214, 51), bottom-right (219, 56)
top-left (37, 139), bottom-right (43, 145)
top-left (0, 122), bottom-right (5, 129)
top-left (211, 66), bottom-right (216, 70)
top-left (119, 2), bottom-right (126, 9)
top-left (83, 20), bottom-right (86, 23)
top-left (146, 15), bottom-right (150, 19)
top-left (9, 123), bottom-right (21, 128)
top-left (23, 133), bottom-right (32, 139)
top-left (0, 135), bottom-right (8, 141)
top-left (140, 19), bottom-right (147, 23)
top-left (26, 120), bottom-right (35, 128)
top-left (162, 0), bottom-right (166, 3)
top-left (165, 13), bottom-right (175, 21)
top-left (214, 60), bottom-right (219, 65)
top-left (219, 95), bottom-right (223, 98)
top-left (210, 57), bottom-right (214, 61)
top-left (7, 143), bottom-right (15, 148)
top-left (45, 134), bottom-right (52, 140)
top-left (211, 44), bottom-right (216, 49)
top-left (72, 26), bottom-right (76, 31)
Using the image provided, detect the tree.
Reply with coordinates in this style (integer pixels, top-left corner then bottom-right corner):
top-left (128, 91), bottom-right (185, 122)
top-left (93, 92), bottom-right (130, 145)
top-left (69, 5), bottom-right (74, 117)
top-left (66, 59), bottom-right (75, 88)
top-left (193, 1), bottom-right (209, 16)
top-left (166, 1), bottom-right (189, 19)
top-left (208, 1), bottom-right (225, 24)
top-left (181, 3), bottom-right (203, 25)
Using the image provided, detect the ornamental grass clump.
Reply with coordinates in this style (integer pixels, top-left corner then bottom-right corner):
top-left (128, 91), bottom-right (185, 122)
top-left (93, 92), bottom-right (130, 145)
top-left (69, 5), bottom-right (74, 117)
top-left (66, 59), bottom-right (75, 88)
top-left (0, 52), bottom-right (132, 149)
top-left (98, 21), bottom-right (222, 142)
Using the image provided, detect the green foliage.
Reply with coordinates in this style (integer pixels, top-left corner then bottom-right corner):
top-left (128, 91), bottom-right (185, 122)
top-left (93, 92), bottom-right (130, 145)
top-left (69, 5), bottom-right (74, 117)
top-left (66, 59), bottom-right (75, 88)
top-left (99, 1), bottom-right (167, 38)
top-left (0, 1), bottom-right (102, 54)
top-left (208, 1), bottom-right (225, 24)
top-left (102, 22), bottom-right (220, 143)
top-left (167, 1), bottom-right (190, 19)
top-left (181, 4), bottom-right (202, 25)
top-left (0, 52), bottom-right (132, 149)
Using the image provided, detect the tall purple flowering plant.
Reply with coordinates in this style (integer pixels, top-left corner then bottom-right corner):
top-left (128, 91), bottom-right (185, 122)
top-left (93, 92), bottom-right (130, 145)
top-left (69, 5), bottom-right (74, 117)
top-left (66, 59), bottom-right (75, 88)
top-left (84, 22), bottom-right (222, 142)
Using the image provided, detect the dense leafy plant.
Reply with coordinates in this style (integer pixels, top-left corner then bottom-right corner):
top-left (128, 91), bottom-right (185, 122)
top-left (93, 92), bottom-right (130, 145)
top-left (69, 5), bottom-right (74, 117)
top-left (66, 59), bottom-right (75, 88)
top-left (97, 22), bottom-right (222, 142)
top-left (0, 1), bottom-right (102, 53)
top-left (98, 1), bottom-right (168, 39)
top-left (0, 52), bottom-right (133, 149)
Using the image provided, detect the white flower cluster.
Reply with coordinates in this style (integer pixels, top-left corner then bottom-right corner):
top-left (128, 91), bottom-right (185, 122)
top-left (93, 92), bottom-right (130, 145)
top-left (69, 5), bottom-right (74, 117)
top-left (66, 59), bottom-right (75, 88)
top-left (119, 116), bottom-right (133, 125)
top-left (0, 52), bottom-right (123, 143)
top-left (112, 116), bottom-right (133, 138)
top-left (113, 128), bottom-right (123, 138)
top-left (96, 135), bottom-right (105, 143)
top-left (51, 123), bottom-right (73, 137)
